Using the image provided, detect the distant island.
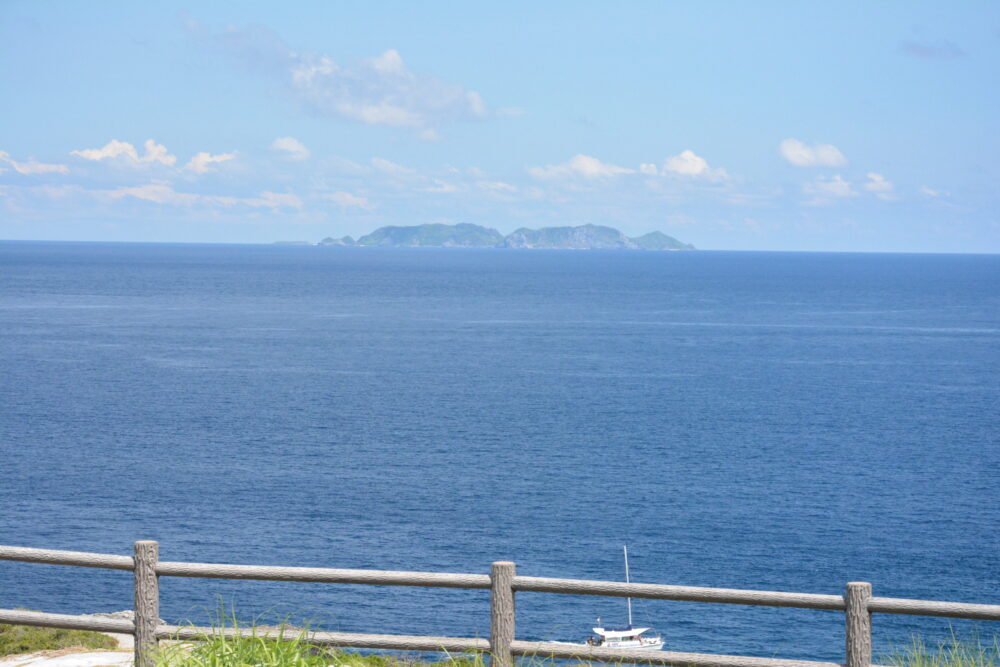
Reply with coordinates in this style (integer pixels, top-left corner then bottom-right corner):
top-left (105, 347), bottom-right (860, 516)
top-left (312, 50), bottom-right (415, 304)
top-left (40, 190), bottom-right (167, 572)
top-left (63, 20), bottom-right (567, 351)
top-left (318, 223), bottom-right (694, 250)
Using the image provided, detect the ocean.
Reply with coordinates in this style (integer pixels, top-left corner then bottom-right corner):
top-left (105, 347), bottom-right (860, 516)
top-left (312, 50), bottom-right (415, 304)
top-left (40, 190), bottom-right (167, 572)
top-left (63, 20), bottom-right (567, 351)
top-left (1, 241), bottom-right (998, 661)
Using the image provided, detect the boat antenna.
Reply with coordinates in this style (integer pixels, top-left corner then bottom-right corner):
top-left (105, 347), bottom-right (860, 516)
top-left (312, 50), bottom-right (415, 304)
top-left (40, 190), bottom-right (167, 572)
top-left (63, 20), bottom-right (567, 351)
top-left (624, 545), bottom-right (633, 628)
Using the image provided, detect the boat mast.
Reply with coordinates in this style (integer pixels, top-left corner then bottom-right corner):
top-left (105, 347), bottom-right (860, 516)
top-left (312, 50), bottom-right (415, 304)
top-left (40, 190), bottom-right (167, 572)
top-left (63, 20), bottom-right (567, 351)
top-left (624, 545), bottom-right (633, 628)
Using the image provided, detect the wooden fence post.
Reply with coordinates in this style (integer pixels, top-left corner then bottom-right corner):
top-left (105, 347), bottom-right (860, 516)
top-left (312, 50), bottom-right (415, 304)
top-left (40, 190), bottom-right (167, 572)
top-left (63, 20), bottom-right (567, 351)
top-left (490, 561), bottom-right (516, 667)
top-left (134, 540), bottom-right (160, 667)
top-left (845, 582), bottom-right (872, 667)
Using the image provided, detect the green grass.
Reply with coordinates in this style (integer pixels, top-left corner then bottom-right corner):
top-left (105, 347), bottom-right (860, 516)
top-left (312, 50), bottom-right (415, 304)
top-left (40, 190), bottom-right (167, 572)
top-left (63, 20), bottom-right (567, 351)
top-left (0, 616), bottom-right (118, 657)
top-left (155, 626), bottom-right (336, 667)
top-left (885, 635), bottom-right (1000, 667)
top-left (156, 629), bottom-right (488, 667)
top-left (155, 610), bottom-right (487, 667)
top-left (158, 622), bottom-right (1000, 667)
top-left (15, 603), bottom-right (994, 667)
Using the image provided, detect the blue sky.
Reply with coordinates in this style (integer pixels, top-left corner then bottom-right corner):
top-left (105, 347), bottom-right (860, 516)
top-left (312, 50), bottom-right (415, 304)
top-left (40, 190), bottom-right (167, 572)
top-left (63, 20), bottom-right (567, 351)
top-left (1, 1), bottom-right (998, 251)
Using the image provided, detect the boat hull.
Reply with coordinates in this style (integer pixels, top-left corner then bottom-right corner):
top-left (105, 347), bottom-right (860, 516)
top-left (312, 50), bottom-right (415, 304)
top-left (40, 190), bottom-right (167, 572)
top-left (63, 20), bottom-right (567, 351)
top-left (551, 640), bottom-right (665, 651)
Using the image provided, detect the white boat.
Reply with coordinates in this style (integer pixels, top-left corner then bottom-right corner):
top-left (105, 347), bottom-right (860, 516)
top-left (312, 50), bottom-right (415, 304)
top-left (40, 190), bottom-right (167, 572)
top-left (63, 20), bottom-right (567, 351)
top-left (586, 622), bottom-right (664, 650)
top-left (576, 546), bottom-right (665, 650)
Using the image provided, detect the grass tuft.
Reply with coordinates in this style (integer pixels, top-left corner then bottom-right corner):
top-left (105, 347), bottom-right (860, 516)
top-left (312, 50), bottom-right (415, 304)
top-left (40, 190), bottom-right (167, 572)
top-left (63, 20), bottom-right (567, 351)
top-left (885, 635), bottom-right (1000, 667)
top-left (155, 607), bottom-right (489, 667)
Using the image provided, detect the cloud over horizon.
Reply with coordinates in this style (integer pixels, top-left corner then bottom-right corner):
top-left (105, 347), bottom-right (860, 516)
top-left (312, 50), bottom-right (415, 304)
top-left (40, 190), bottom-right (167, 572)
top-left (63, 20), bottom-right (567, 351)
top-left (185, 151), bottom-right (236, 174)
top-left (661, 150), bottom-right (728, 181)
top-left (321, 191), bottom-right (372, 210)
top-left (0, 150), bottom-right (69, 175)
top-left (203, 22), bottom-right (490, 132)
top-left (72, 139), bottom-right (178, 167)
top-left (528, 154), bottom-right (635, 180)
top-left (371, 157), bottom-right (417, 176)
top-left (271, 137), bottom-right (311, 161)
top-left (802, 174), bottom-right (856, 205)
top-left (779, 139), bottom-right (848, 168)
top-left (863, 172), bottom-right (895, 200)
top-left (106, 182), bottom-right (302, 209)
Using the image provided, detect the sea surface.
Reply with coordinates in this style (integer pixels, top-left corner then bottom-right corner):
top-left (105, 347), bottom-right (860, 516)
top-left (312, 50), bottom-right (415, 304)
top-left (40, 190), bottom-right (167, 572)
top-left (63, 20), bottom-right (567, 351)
top-left (1, 241), bottom-right (998, 661)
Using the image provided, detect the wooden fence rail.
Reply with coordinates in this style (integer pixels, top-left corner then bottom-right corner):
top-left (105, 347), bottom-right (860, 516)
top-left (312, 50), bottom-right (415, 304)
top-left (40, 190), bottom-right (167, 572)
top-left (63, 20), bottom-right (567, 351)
top-left (1, 542), bottom-right (998, 667)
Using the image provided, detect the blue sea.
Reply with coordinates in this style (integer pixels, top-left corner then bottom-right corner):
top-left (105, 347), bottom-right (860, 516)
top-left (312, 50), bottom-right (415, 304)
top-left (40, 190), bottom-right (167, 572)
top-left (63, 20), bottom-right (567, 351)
top-left (1, 241), bottom-right (998, 661)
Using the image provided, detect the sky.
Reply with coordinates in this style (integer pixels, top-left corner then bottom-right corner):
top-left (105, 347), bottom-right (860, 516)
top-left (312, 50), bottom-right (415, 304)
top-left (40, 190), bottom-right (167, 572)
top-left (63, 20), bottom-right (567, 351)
top-left (1, 1), bottom-right (998, 252)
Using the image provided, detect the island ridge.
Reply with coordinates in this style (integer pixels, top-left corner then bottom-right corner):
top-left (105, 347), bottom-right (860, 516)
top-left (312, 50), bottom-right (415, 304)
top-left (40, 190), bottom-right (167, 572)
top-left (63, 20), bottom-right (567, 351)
top-left (318, 223), bottom-right (694, 250)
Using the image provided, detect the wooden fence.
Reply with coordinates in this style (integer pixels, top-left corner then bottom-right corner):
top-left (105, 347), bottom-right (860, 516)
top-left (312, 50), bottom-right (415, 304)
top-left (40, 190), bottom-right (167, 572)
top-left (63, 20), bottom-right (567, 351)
top-left (1, 542), bottom-right (998, 667)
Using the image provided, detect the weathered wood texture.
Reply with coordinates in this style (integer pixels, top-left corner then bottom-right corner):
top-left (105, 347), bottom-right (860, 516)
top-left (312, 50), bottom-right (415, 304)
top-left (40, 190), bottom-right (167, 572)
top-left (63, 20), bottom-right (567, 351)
top-left (511, 641), bottom-right (848, 667)
top-left (845, 582), bottom-right (872, 667)
top-left (2, 543), bottom-right (996, 617)
top-left (0, 545), bottom-right (134, 570)
top-left (3, 542), bottom-right (999, 667)
top-left (490, 562), bottom-right (516, 667)
top-left (869, 597), bottom-right (1000, 620)
top-left (513, 576), bottom-right (846, 610)
top-left (155, 561), bottom-right (491, 588)
top-left (0, 545), bottom-right (489, 588)
top-left (0, 608), bottom-right (134, 634)
top-left (157, 625), bottom-right (489, 652)
top-left (133, 541), bottom-right (160, 667)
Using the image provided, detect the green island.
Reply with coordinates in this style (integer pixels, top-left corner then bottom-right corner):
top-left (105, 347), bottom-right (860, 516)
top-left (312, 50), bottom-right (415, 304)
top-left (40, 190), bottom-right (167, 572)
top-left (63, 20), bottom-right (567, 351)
top-left (318, 223), bottom-right (694, 251)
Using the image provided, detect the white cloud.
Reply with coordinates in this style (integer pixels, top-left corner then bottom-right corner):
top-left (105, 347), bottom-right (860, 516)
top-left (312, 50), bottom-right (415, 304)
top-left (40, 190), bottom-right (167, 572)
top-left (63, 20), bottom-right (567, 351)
top-left (321, 191), bottom-right (372, 209)
top-left (422, 179), bottom-right (461, 194)
top-left (71, 139), bottom-right (139, 162)
top-left (252, 191), bottom-right (303, 208)
top-left (921, 186), bottom-right (947, 197)
top-left (779, 139), bottom-right (847, 167)
top-left (639, 163), bottom-right (659, 175)
top-left (71, 139), bottom-right (235, 175)
top-left (184, 151), bottom-right (236, 174)
top-left (108, 183), bottom-right (200, 206)
top-left (371, 157), bottom-right (416, 176)
top-left (345, 101), bottom-right (419, 126)
top-left (16, 160), bottom-right (70, 175)
top-left (3, 184), bottom-right (83, 200)
top-left (863, 172), bottom-right (896, 200)
top-left (466, 91), bottom-right (486, 117)
top-left (106, 182), bottom-right (301, 209)
top-left (32, 184), bottom-right (81, 198)
top-left (370, 48), bottom-right (405, 74)
top-left (662, 150), bottom-right (728, 181)
top-left (288, 48), bottom-right (489, 128)
top-left (141, 140), bottom-right (176, 166)
top-left (802, 174), bottom-right (857, 205)
top-left (528, 154), bottom-right (635, 180)
top-left (476, 180), bottom-right (517, 193)
top-left (0, 150), bottom-right (69, 175)
top-left (271, 136), bottom-right (311, 161)
top-left (209, 23), bottom-right (490, 132)
top-left (71, 139), bottom-right (177, 166)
